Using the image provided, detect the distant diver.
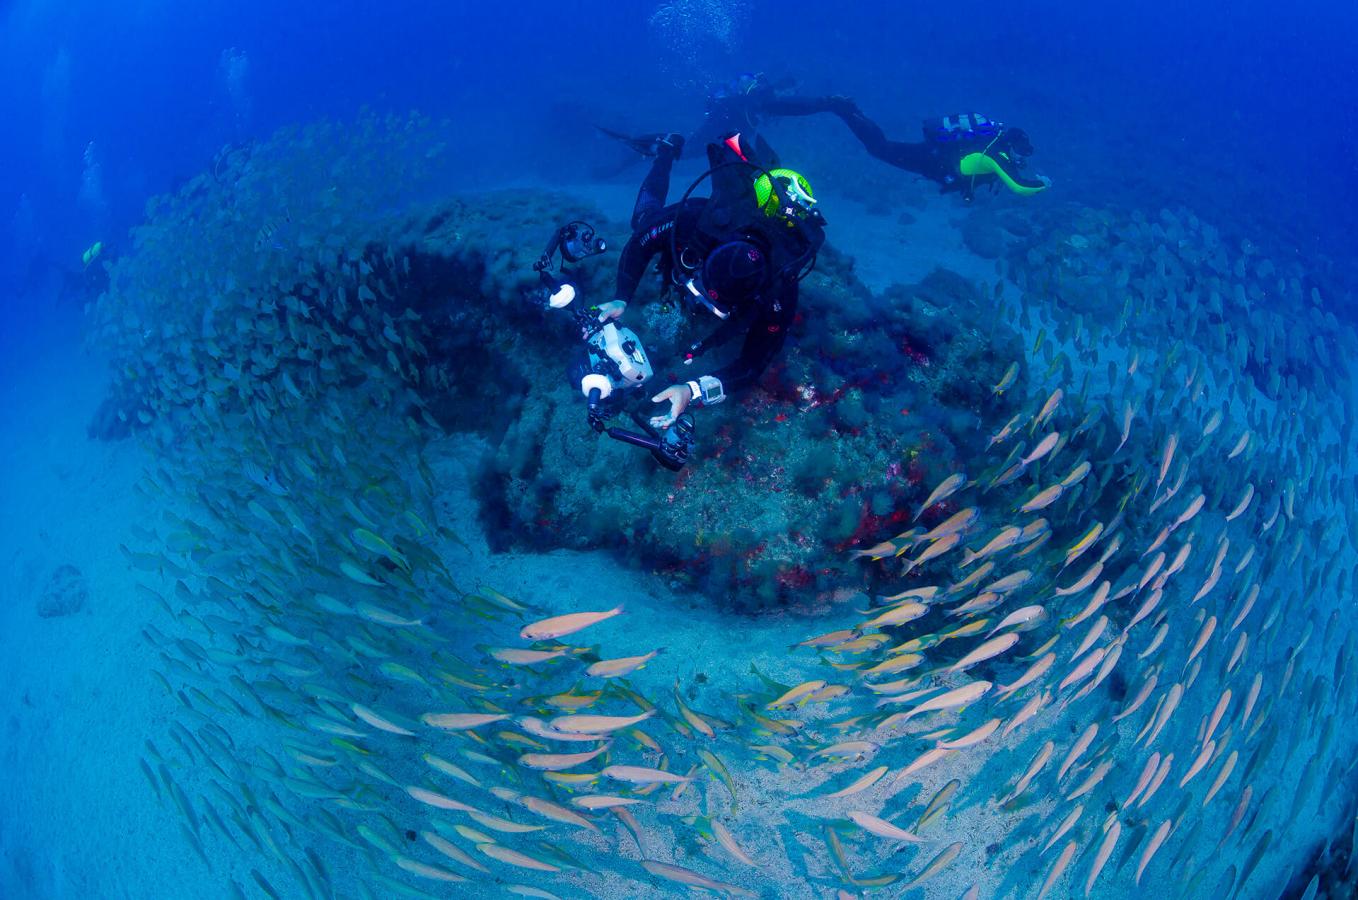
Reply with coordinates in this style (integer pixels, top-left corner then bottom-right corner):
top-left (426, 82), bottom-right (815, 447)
top-left (599, 130), bottom-right (826, 431)
top-left (597, 72), bottom-right (844, 163)
top-left (824, 99), bottom-right (1051, 202)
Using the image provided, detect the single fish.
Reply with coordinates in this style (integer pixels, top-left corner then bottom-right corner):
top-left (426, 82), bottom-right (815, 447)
top-left (602, 765), bottom-right (691, 785)
top-left (848, 810), bottom-right (926, 843)
top-left (1038, 841), bottom-right (1078, 900)
top-left (896, 681), bottom-right (991, 723)
top-left (1178, 739), bottom-right (1216, 789)
top-left (350, 704), bottom-right (415, 737)
top-left (989, 605), bottom-right (1045, 635)
top-left (1226, 483), bottom-right (1254, 521)
top-left (903, 533), bottom-right (960, 574)
top-left (518, 745), bottom-right (609, 771)
top-left (1063, 523), bottom-right (1104, 568)
top-left (948, 633), bottom-right (1019, 672)
top-left (1055, 561), bottom-right (1103, 596)
top-left (422, 712), bottom-right (509, 731)
top-left (1022, 432), bottom-right (1061, 466)
top-left (520, 607), bottom-right (623, 642)
top-left (1057, 724), bottom-right (1099, 781)
top-left (1060, 459), bottom-right (1092, 489)
top-left (640, 860), bottom-right (754, 897)
top-left (822, 765), bottom-right (888, 798)
top-left (571, 794), bottom-right (644, 810)
top-left (961, 526), bottom-right (1023, 566)
top-left (421, 831), bottom-right (489, 873)
top-left (549, 711), bottom-right (654, 734)
top-left (1135, 820), bottom-right (1173, 885)
top-left (938, 718), bottom-right (1000, 749)
top-left (712, 820), bottom-right (757, 866)
top-left (406, 786), bottom-right (474, 813)
top-left (478, 843), bottom-right (560, 873)
top-left (489, 648), bottom-right (567, 665)
top-left (1021, 483), bottom-right (1065, 512)
top-left (1203, 750), bottom-right (1239, 807)
top-left (350, 528), bottom-right (410, 572)
top-left (586, 650), bottom-right (660, 678)
top-left (997, 652), bottom-right (1055, 698)
top-left (394, 857), bottom-right (466, 883)
top-left (992, 362), bottom-right (1019, 395)
top-left (861, 603), bottom-right (928, 630)
top-left (1084, 822), bottom-right (1121, 897)
top-left (1043, 805), bottom-right (1084, 853)
top-left (916, 508), bottom-right (979, 544)
top-left (1155, 432), bottom-right (1178, 490)
top-left (901, 841), bottom-right (963, 890)
top-left (915, 473), bottom-right (967, 520)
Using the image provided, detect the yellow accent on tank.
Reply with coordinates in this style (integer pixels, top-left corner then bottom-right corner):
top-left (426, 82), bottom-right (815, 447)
top-left (958, 153), bottom-right (1046, 196)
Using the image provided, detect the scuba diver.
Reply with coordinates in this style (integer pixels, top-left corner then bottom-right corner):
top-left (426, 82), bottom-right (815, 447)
top-left (598, 130), bottom-right (826, 431)
top-left (824, 99), bottom-right (1050, 202)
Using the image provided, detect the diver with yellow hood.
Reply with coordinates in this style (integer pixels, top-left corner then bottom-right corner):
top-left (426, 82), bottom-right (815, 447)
top-left (825, 99), bottom-right (1051, 202)
top-left (599, 130), bottom-right (826, 431)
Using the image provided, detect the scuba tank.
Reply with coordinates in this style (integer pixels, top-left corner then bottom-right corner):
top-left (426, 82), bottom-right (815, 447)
top-left (923, 113), bottom-right (1003, 144)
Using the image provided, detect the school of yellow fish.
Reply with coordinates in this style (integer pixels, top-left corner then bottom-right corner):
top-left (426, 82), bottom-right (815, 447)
top-left (93, 115), bottom-right (1358, 898)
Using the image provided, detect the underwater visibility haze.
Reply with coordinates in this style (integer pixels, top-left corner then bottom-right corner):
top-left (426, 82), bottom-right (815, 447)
top-left (4, 1), bottom-right (1358, 898)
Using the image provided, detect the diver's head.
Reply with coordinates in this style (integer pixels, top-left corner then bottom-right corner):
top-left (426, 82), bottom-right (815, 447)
top-left (692, 239), bottom-right (770, 318)
top-left (1003, 127), bottom-right (1034, 159)
top-left (753, 168), bottom-right (819, 224)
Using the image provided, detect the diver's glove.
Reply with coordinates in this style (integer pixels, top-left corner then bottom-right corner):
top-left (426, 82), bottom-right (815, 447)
top-left (596, 299), bottom-right (627, 322)
top-left (651, 133), bottom-right (685, 161)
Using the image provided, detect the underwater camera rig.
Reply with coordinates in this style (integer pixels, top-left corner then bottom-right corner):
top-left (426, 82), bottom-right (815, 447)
top-left (530, 221), bottom-right (696, 471)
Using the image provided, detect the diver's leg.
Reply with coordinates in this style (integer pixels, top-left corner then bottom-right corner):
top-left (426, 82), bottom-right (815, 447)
top-left (630, 139), bottom-right (683, 232)
top-left (849, 119), bottom-right (937, 177)
top-left (830, 105), bottom-right (935, 178)
top-left (833, 104), bottom-right (890, 153)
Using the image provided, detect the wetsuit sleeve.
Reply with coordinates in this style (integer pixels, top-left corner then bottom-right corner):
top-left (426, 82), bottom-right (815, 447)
top-left (614, 230), bottom-right (662, 302)
top-left (708, 283), bottom-right (798, 394)
top-left (761, 94), bottom-right (841, 117)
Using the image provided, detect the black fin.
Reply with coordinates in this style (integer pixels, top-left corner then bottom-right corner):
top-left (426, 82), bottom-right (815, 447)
top-left (594, 125), bottom-right (665, 158)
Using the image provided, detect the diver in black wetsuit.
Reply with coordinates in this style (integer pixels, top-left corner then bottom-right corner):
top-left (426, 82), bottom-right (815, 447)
top-left (597, 130), bottom-right (826, 430)
top-left (825, 100), bottom-right (1051, 202)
